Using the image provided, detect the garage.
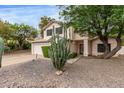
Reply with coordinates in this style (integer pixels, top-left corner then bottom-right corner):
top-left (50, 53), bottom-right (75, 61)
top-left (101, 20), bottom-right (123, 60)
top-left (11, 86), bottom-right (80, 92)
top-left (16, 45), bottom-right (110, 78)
top-left (31, 40), bottom-right (50, 57)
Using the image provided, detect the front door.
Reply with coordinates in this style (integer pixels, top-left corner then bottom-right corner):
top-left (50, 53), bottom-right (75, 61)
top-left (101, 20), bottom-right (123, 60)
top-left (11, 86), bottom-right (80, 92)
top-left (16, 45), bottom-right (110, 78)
top-left (79, 44), bottom-right (83, 54)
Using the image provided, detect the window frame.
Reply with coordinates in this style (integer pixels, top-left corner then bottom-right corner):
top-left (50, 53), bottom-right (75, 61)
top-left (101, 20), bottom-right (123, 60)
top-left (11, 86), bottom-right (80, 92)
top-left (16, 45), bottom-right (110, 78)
top-left (46, 29), bottom-right (52, 36)
top-left (97, 44), bottom-right (111, 53)
top-left (55, 27), bottom-right (63, 34)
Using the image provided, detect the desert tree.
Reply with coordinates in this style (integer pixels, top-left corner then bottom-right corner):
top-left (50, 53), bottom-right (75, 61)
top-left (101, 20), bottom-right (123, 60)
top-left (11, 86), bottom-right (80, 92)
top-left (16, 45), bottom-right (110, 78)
top-left (59, 5), bottom-right (124, 59)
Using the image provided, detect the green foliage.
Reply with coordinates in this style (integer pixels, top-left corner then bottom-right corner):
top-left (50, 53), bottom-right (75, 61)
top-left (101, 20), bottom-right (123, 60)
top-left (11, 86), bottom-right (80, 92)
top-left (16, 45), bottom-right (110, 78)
top-left (68, 52), bottom-right (77, 59)
top-left (60, 6), bottom-right (124, 58)
top-left (7, 40), bottom-right (17, 50)
top-left (121, 36), bottom-right (124, 46)
top-left (60, 5), bottom-right (124, 38)
top-left (31, 31), bottom-right (38, 38)
top-left (60, 5), bottom-right (124, 36)
top-left (60, 6), bottom-right (114, 35)
top-left (22, 42), bottom-right (31, 50)
top-left (0, 37), bottom-right (4, 68)
top-left (12, 24), bottom-right (37, 49)
top-left (39, 16), bottom-right (55, 37)
top-left (0, 20), bottom-right (38, 50)
top-left (122, 42), bottom-right (124, 46)
top-left (49, 30), bottom-right (70, 70)
top-left (0, 20), bottom-right (13, 40)
top-left (42, 46), bottom-right (50, 58)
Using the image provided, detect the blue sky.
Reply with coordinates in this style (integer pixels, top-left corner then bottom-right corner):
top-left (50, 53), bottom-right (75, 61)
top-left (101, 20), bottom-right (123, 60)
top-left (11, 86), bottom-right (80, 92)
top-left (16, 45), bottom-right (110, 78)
top-left (0, 5), bottom-right (60, 29)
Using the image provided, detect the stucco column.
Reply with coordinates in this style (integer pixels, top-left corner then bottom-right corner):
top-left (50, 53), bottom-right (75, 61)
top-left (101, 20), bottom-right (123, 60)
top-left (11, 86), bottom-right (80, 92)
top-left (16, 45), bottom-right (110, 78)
top-left (83, 37), bottom-right (89, 56)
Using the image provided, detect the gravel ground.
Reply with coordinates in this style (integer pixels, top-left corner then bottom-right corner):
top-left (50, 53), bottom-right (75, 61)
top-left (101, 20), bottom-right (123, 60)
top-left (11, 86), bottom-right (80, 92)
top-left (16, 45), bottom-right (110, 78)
top-left (0, 56), bottom-right (124, 88)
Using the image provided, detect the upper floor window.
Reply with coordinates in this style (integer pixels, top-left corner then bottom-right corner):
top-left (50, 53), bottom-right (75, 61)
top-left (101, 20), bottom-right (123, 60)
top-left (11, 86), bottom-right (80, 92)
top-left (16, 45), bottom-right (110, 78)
top-left (56, 27), bottom-right (62, 34)
top-left (47, 29), bottom-right (52, 36)
top-left (97, 44), bottom-right (111, 53)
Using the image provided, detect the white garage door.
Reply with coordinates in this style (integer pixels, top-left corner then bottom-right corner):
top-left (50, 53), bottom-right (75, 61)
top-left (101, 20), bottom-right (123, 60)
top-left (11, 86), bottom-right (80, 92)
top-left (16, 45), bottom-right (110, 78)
top-left (32, 43), bottom-right (42, 55)
top-left (32, 42), bottom-right (50, 56)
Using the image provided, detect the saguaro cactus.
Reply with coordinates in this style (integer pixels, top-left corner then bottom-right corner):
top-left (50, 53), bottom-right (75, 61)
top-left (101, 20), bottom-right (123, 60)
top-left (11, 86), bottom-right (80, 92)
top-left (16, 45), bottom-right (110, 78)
top-left (49, 28), bottom-right (70, 71)
top-left (0, 37), bottom-right (4, 68)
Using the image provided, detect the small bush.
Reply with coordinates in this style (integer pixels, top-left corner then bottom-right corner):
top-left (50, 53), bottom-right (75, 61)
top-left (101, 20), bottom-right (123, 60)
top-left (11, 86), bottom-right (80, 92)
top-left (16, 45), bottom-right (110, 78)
top-left (41, 46), bottom-right (50, 58)
top-left (0, 37), bottom-right (4, 68)
top-left (68, 52), bottom-right (77, 59)
top-left (7, 42), bottom-right (17, 50)
top-left (122, 38), bottom-right (124, 46)
top-left (22, 42), bottom-right (31, 50)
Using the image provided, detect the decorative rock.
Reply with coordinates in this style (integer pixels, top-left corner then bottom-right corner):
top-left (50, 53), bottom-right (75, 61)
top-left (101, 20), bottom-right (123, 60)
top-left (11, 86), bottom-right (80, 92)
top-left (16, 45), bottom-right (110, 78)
top-left (32, 59), bottom-right (35, 62)
top-left (33, 73), bottom-right (36, 76)
top-left (55, 70), bottom-right (63, 76)
top-left (3, 80), bottom-right (8, 83)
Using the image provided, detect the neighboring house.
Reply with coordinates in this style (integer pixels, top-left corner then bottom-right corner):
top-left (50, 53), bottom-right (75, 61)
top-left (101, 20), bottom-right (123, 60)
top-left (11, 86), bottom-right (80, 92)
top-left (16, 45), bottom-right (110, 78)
top-left (31, 21), bottom-right (124, 57)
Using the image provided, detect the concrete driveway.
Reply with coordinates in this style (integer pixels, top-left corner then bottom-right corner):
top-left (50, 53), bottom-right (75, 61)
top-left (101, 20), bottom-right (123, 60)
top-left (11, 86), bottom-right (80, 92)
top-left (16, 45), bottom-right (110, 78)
top-left (2, 51), bottom-right (38, 67)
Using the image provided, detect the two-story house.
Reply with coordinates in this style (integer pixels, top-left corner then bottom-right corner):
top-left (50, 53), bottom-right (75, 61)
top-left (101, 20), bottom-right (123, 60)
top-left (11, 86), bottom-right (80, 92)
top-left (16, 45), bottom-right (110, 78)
top-left (31, 21), bottom-right (124, 57)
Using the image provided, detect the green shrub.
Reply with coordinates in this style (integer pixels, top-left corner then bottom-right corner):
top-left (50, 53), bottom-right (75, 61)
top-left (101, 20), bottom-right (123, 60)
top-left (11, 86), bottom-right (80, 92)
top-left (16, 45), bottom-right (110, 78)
top-left (68, 52), bottom-right (77, 59)
top-left (122, 39), bottom-right (124, 46)
top-left (7, 40), bottom-right (18, 50)
top-left (41, 46), bottom-right (50, 58)
top-left (0, 37), bottom-right (4, 68)
top-left (22, 42), bottom-right (31, 50)
top-left (122, 42), bottom-right (124, 46)
top-left (120, 35), bottom-right (124, 46)
top-left (7, 42), bottom-right (17, 50)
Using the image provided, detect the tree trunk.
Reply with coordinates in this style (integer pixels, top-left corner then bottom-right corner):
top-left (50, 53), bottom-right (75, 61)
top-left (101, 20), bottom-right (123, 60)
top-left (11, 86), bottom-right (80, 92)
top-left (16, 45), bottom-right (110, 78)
top-left (99, 37), bottom-right (110, 58)
top-left (18, 40), bottom-right (24, 49)
top-left (102, 40), bottom-right (110, 56)
top-left (0, 53), bottom-right (2, 68)
top-left (97, 27), bottom-right (122, 59)
top-left (104, 25), bottom-right (123, 59)
top-left (104, 38), bottom-right (121, 59)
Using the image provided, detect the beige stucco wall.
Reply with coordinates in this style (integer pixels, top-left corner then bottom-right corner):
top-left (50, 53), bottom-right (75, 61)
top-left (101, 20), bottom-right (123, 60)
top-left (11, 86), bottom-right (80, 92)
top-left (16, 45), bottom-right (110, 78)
top-left (70, 40), bottom-right (84, 55)
top-left (43, 23), bottom-right (75, 40)
top-left (44, 23), bottom-right (63, 40)
top-left (67, 26), bottom-right (74, 40)
top-left (70, 41), bottom-right (77, 53)
top-left (88, 40), bottom-right (92, 56)
top-left (74, 34), bottom-right (83, 40)
top-left (43, 22), bottom-right (86, 41)
top-left (117, 46), bottom-right (124, 55)
top-left (91, 38), bottom-right (117, 56)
